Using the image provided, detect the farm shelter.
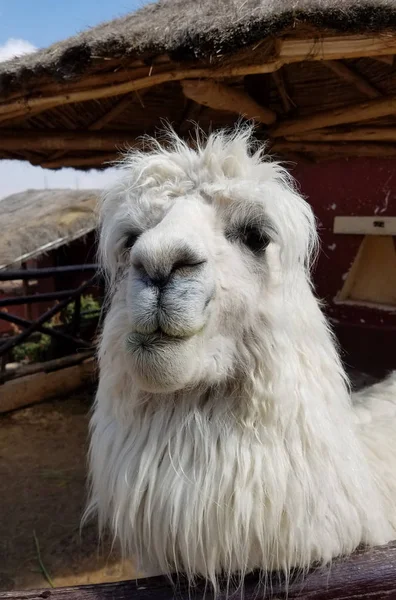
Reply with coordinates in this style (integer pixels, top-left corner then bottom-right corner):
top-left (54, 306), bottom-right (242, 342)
top-left (0, 188), bottom-right (103, 412)
top-left (0, 188), bottom-right (100, 334)
top-left (0, 1), bottom-right (396, 375)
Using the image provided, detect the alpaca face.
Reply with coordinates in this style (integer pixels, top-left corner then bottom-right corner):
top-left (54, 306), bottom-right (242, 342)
top-left (99, 131), bottom-right (316, 393)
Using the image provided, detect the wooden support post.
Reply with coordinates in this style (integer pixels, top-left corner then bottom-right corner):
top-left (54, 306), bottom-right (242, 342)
top-left (72, 295), bottom-right (81, 337)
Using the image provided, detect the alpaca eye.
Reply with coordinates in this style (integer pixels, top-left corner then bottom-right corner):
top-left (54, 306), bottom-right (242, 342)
top-left (239, 225), bottom-right (270, 254)
top-left (124, 232), bottom-right (140, 250)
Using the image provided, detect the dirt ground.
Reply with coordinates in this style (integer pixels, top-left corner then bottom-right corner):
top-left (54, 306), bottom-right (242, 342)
top-left (0, 388), bottom-right (140, 591)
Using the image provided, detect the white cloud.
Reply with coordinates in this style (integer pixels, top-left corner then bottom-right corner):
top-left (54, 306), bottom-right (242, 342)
top-left (0, 38), bottom-right (37, 62)
top-left (0, 38), bottom-right (119, 199)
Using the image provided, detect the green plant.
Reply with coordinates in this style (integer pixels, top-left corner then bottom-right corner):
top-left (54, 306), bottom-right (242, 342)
top-left (12, 334), bottom-right (51, 364)
top-left (62, 294), bottom-right (101, 324)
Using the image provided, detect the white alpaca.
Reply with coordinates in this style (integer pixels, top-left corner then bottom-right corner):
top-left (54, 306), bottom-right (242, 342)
top-left (87, 127), bottom-right (396, 589)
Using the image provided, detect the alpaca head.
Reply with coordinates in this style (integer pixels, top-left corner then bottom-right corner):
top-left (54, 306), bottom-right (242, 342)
top-left (99, 127), bottom-right (317, 395)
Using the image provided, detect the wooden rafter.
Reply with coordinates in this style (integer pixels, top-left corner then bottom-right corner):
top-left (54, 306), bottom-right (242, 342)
top-left (48, 93), bottom-right (136, 163)
top-left (323, 60), bottom-right (381, 99)
top-left (272, 141), bottom-right (396, 158)
top-left (41, 153), bottom-right (119, 169)
top-left (1, 34), bottom-right (396, 124)
top-left (181, 79), bottom-right (276, 125)
top-left (285, 127), bottom-right (396, 142)
top-left (271, 95), bottom-right (396, 138)
top-left (0, 130), bottom-right (138, 152)
top-left (373, 55), bottom-right (394, 65)
top-left (271, 69), bottom-right (294, 113)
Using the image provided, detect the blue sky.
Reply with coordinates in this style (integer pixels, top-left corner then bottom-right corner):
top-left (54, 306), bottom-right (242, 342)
top-left (0, 0), bottom-right (152, 200)
top-left (0, 0), bottom-right (150, 48)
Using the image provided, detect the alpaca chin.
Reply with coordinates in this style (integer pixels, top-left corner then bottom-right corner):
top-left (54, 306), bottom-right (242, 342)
top-left (125, 331), bottom-right (200, 393)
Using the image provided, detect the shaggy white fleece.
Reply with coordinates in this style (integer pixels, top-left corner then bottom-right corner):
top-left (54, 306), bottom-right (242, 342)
top-left (86, 126), bottom-right (396, 590)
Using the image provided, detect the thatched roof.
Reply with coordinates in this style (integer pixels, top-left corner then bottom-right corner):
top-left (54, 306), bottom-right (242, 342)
top-left (0, 189), bottom-right (99, 269)
top-left (1, 0), bottom-right (395, 89)
top-left (1, 0), bottom-right (396, 168)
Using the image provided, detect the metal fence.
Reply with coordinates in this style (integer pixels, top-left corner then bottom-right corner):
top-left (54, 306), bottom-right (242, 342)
top-left (0, 264), bottom-right (101, 375)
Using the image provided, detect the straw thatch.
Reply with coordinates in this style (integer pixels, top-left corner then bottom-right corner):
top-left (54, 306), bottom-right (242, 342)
top-left (1, 0), bottom-right (396, 167)
top-left (1, 0), bottom-right (395, 89)
top-left (0, 189), bottom-right (99, 269)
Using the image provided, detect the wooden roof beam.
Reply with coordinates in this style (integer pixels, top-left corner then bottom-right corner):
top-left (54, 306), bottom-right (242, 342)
top-left (271, 69), bottom-right (294, 113)
top-left (272, 141), bottom-right (396, 158)
top-left (48, 92), bottom-right (137, 163)
top-left (1, 34), bottom-right (396, 124)
top-left (271, 95), bottom-right (396, 138)
top-left (181, 79), bottom-right (276, 125)
top-left (41, 154), bottom-right (118, 169)
top-left (285, 127), bottom-right (396, 142)
top-left (323, 60), bottom-right (381, 99)
top-left (0, 130), bottom-right (138, 152)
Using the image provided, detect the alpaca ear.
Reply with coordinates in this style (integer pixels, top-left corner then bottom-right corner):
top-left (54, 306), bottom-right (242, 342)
top-left (266, 179), bottom-right (318, 273)
top-left (287, 192), bottom-right (318, 272)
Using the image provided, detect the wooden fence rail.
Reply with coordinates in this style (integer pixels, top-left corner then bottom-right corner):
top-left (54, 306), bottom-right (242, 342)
top-left (0, 288), bottom-right (87, 307)
top-left (0, 267), bottom-right (102, 377)
top-left (2, 541), bottom-right (396, 599)
top-left (0, 274), bottom-right (98, 357)
top-left (0, 264), bottom-right (99, 280)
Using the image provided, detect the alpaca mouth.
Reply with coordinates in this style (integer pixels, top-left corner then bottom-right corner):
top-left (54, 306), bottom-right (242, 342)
top-left (126, 329), bottom-right (192, 352)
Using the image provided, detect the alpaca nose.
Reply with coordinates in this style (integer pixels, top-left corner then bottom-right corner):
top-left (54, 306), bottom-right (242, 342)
top-left (132, 240), bottom-right (207, 289)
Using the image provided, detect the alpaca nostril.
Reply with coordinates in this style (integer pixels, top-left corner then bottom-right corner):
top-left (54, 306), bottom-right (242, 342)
top-left (171, 258), bottom-right (207, 274)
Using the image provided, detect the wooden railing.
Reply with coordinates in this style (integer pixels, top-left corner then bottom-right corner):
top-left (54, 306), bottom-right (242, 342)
top-left (2, 541), bottom-right (396, 599)
top-left (0, 265), bottom-right (101, 375)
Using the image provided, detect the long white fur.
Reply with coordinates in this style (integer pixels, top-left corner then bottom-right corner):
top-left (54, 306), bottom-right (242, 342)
top-left (86, 126), bottom-right (396, 590)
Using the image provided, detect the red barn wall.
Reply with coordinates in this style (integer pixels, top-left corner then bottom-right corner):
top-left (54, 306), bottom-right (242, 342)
top-left (292, 157), bottom-right (396, 374)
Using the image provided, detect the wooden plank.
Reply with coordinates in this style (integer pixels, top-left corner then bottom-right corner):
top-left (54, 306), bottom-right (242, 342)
top-left (0, 357), bottom-right (95, 413)
top-left (0, 264), bottom-right (98, 281)
top-left (1, 542), bottom-right (396, 599)
top-left (271, 141), bottom-right (396, 158)
top-left (0, 130), bottom-right (139, 152)
top-left (286, 127), bottom-right (396, 142)
top-left (271, 95), bottom-right (396, 138)
top-left (0, 350), bottom-right (94, 383)
top-left (334, 216), bottom-right (396, 235)
top-left (41, 153), bottom-right (118, 169)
